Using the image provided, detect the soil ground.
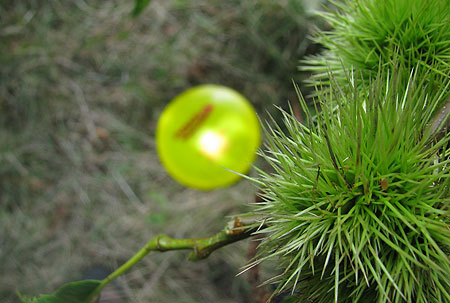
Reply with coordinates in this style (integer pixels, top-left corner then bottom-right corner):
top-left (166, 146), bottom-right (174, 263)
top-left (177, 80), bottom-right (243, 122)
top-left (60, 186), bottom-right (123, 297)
top-left (0, 1), bottom-right (322, 302)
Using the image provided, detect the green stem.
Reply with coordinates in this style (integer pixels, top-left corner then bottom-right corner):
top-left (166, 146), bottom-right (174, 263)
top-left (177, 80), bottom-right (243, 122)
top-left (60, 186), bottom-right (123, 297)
top-left (87, 216), bottom-right (260, 302)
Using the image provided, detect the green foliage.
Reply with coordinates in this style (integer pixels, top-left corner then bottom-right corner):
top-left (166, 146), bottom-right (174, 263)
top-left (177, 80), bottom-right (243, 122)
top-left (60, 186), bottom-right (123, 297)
top-left (20, 280), bottom-right (101, 303)
top-left (132, 0), bottom-right (152, 17)
top-left (304, 0), bottom-right (450, 89)
top-left (250, 71), bottom-right (450, 302)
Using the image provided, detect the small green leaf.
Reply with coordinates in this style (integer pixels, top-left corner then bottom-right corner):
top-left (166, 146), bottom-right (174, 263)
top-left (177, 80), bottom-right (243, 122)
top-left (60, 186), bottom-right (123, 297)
top-left (21, 280), bottom-right (102, 303)
top-left (132, 0), bottom-right (152, 17)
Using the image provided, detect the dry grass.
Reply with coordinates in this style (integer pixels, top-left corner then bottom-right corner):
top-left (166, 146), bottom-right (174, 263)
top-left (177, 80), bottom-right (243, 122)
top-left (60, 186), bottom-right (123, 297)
top-left (0, 0), bottom-right (321, 302)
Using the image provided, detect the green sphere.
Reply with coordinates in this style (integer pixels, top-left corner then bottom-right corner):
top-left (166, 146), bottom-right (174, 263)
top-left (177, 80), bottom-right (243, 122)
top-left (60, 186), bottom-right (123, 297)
top-left (156, 85), bottom-right (261, 190)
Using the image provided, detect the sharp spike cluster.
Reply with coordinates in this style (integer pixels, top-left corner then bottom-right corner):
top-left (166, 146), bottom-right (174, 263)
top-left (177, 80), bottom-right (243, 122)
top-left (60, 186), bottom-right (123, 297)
top-left (247, 0), bottom-right (450, 301)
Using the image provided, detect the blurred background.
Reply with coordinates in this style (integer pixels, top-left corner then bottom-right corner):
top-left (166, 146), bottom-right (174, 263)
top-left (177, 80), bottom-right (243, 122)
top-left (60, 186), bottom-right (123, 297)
top-left (0, 1), bottom-right (324, 302)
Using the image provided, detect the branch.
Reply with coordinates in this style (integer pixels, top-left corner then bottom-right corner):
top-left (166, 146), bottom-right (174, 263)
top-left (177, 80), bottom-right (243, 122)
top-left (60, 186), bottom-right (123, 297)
top-left (88, 215), bottom-right (261, 301)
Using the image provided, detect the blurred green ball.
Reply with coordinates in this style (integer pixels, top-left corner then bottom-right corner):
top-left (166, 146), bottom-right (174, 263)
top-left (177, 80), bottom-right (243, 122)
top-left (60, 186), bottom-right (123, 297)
top-left (156, 85), bottom-right (261, 190)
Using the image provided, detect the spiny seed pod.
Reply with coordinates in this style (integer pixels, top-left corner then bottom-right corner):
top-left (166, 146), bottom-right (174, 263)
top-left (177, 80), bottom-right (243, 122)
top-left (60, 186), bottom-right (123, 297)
top-left (249, 72), bottom-right (450, 303)
top-left (426, 98), bottom-right (450, 143)
top-left (303, 0), bottom-right (450, 90)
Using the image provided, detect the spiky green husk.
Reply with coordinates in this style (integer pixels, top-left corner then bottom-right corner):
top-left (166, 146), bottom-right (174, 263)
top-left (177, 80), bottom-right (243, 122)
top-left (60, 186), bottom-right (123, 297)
top-left (250, 72), bottom-right (450, 303)
top-left (304, 0), bottom-right (450, 90)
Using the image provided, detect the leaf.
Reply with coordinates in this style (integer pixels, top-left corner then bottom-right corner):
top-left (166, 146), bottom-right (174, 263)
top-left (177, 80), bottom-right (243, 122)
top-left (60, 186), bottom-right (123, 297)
top-left (20, 280), bottom-right (102, 303)
top-left (132, 0), bottom-right (152, 17)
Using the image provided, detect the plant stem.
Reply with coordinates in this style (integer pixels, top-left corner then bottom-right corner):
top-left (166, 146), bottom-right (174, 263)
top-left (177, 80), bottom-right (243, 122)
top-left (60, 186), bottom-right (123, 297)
top-left (87, 216), bottom-right (260, 302)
